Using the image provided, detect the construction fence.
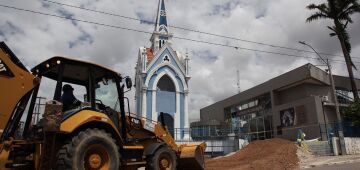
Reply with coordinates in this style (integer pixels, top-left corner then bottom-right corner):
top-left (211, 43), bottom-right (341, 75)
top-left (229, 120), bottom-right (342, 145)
top-left (172, 121), bottom-right (360, 157)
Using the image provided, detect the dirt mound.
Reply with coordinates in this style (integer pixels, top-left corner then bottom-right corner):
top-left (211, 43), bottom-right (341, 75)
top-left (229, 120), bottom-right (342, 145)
top-left (205, 138), bottom-right (299, 170)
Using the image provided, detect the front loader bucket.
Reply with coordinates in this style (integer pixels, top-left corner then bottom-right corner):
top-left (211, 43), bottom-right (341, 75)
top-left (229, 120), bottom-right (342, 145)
top-left (178, 142), bottom-right (206, 170)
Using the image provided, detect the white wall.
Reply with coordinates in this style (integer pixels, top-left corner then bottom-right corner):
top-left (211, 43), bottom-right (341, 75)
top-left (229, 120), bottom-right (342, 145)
top-left (344, 137), bottom-right (360, 155)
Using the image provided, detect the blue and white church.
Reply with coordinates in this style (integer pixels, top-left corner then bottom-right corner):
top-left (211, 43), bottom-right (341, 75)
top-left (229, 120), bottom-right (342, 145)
top-left (134, 0), bottom-right (190, 139)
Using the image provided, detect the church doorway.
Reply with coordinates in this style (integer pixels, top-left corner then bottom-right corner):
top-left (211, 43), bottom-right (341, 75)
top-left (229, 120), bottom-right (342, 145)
top-left (156, 74), bottom-right (176, 136)
top-left (158, 113), bottom-right (174, 137)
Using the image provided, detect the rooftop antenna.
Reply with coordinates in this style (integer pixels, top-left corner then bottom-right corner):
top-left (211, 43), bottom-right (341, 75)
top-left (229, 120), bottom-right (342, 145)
top-left (237, 69), bottom-right (241, 93)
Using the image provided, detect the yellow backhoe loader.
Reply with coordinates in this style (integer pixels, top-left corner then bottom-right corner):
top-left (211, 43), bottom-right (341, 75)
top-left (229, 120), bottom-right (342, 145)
top-left (0, 42), bottom-right (205, 170)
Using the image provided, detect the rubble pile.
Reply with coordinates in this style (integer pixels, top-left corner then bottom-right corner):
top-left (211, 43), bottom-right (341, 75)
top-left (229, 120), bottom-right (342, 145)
top-left (206, 138), bottom-right (299, 170)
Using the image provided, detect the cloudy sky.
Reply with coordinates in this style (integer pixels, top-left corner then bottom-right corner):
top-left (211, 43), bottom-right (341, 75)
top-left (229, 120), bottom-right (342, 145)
top-left (1, 0), bottom-right (359, 122)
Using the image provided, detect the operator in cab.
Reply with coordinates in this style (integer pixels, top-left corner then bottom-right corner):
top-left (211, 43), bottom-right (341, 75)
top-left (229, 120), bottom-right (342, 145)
top-left (61, 84), bottom-right (81, 111)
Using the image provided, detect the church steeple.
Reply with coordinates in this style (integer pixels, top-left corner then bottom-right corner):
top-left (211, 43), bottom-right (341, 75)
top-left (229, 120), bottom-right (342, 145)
top-left (156, 0), bottom-right (168, 33)
top-left (150, 0), bottom-right (173, 54)
top-left (135, 0), bottom-right (190, 139)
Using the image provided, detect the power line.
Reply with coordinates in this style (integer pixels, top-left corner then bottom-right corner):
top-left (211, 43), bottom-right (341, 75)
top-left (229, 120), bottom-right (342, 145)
top-left (0, 3), bottom-right (353, 64)
top-left (0, 3), bottom-right (359, 65)
top-left (41, 0), bottom-right (359, 61)
top-left (0, 4), bottom-right (153, 34)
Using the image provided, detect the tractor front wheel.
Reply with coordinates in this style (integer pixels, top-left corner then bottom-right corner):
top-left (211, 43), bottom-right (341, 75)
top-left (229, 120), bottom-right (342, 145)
top-left (55, 128), bottom-right (120, 170)
top-left (146, 147), bottom-right (177, 170)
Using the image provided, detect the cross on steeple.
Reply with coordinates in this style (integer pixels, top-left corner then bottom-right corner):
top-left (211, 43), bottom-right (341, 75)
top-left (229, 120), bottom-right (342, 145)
top-left (150, 0), bottom-right (173, 55)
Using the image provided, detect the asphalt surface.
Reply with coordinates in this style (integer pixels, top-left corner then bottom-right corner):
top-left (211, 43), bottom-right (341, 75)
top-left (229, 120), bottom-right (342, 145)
top-left (306, 162), bottom-right (360, 170)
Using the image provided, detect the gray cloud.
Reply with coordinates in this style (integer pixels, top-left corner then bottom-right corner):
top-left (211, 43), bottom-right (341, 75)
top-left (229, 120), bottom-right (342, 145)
top-left (1, 0), bottom-right (359, 121)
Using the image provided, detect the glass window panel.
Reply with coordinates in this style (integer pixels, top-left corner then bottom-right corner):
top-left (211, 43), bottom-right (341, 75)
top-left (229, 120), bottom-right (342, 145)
top-left (242, 104), bottom-right (248, 109)
top-left (257, 118), bottom-right (265, 140)
top-left (249, 101), bottom-right (255, 107)
top-left (254, 100), bottom-right (259, 106)
top-left (95, 79), bottom-right (120, 112)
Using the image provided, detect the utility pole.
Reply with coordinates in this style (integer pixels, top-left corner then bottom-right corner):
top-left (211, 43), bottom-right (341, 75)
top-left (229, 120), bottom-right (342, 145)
top-left (299, 41), bottom-right (346, 154)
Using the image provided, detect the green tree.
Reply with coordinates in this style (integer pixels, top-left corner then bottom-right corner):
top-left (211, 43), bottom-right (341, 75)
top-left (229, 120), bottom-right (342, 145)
top-left (306, 0), bottom-right (360, 101)
top-left (343, 101), bottom-right (360, 125)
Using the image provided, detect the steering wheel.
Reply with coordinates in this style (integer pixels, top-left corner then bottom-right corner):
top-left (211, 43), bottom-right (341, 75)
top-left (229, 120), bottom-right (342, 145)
top-left (95, 99), bottom-right (106, 110)
top-left (95, 99), bottom-right (103, 105)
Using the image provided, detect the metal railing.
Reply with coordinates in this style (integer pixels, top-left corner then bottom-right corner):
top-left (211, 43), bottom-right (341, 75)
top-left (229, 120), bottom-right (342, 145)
top-left (336, 91), bottom-right (353, 105)
top-left (320, 121), bottom-right (360, 138)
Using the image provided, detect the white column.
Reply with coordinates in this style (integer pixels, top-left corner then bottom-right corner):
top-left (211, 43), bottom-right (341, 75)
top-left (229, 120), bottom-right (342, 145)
top-left (175, 91), bottom-right (181, 140)
top-left (152, 90), bottom-right (157, 122)
top-left (184, 91), bottom-right (189, 128)
top-left (183, 91), bottom-right (190, 139)
top-left (141, 88), bottom-right (147, 118)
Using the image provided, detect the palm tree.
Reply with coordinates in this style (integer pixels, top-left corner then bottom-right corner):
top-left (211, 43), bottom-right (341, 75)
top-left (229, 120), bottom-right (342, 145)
top-left (306, 0), bottom-right (360, 101)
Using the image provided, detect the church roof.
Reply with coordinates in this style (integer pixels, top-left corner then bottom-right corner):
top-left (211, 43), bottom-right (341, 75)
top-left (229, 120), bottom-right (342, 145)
top-left (146, 48), bottom-right (154, 64)
top-left (145, 45), bottom-right (185, 66)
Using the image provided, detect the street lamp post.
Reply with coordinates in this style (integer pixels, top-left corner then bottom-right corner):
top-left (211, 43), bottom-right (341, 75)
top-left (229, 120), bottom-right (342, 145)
top-left (299, 41), bottom-right (346, 155)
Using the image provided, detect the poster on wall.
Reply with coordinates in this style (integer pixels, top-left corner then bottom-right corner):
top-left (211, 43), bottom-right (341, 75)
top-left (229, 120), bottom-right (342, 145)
top-left (280, 107), bottom-right (295, 127)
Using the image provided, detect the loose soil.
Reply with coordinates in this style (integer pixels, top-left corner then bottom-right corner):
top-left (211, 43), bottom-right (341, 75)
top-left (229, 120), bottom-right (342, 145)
top-left (205, 138), bottom-right (299, 170)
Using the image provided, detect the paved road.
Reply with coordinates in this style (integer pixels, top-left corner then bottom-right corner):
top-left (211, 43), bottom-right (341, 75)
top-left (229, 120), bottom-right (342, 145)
top-left (306, 162), bottom-right (360, 170)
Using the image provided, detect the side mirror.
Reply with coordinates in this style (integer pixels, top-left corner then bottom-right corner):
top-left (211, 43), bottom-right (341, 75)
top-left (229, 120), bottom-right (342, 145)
top-left (125, 77), bottom-right (132, 89)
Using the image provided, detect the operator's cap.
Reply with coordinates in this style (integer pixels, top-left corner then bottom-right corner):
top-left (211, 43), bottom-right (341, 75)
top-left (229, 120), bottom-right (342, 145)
top-left (62, 84), bottom-right (74, 92)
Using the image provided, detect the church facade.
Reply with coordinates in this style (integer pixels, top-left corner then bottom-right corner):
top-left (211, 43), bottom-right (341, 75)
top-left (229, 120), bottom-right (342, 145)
top-left (134, 0), bottom-right (190, 139)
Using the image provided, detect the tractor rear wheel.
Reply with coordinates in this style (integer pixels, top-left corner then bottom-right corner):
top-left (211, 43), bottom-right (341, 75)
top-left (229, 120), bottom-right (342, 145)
top-left (146, 147), bottom-right (177, 170)
top-left (55, 128), bottom-right (120, 170)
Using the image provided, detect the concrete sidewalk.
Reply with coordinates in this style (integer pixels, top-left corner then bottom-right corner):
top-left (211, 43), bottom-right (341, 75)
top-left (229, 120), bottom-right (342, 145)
top-left (300, 154), bottom-right (360, 169)
top-left (306, 162), bottom-right (360, 170)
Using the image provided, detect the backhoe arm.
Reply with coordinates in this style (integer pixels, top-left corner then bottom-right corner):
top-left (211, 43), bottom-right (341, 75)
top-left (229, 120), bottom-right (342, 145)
top-left (0, 42), bottom-right (37, 136)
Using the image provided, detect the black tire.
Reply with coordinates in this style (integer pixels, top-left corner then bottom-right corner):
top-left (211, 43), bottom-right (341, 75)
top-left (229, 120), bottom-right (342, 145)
top-left (146, 147), bottom-right (177, 170)
top-left (55, 128), bottom-right (120, 170)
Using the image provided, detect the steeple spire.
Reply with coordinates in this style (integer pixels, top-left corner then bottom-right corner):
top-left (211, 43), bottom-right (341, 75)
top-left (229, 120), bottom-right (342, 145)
top-left (155, 0), bottom-right (168, 33)
top-left (151, 0), bottom-right (173, 54)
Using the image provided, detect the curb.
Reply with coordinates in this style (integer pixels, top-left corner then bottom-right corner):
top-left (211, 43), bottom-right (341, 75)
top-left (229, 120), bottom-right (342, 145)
top-left (301, 159), bottom-right (360, 169)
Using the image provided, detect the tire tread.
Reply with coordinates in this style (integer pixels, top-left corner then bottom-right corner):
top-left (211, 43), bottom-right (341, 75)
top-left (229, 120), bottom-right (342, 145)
top-left (54, 128), bottom-right (119, 170)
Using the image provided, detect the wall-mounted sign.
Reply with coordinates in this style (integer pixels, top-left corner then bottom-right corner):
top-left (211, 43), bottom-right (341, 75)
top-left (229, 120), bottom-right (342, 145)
top-left (280, 107), bottom-right (295, 127)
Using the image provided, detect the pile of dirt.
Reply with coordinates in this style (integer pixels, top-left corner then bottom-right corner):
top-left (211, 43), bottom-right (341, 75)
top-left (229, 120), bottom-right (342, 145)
top-left (205, 138), bottom-right (299, 170)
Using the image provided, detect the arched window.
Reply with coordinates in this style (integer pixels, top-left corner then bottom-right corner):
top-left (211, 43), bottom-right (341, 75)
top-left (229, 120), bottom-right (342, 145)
top-left (157, 75), bottom-right (175, 92)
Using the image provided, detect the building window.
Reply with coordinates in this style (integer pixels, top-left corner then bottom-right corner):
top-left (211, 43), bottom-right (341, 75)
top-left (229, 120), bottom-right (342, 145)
top-left (224, 93), bottom-right (273, 141)
top-left (336, 89), bottom-right (353, 104)
top-left (163, 55), bottom-right (170, 62)
top-left (157, 75), bottom-right (175, 92)
top-left (249, 101), bottom-right (255, 108)
top-left (242, 103), bottom-right (248, 110)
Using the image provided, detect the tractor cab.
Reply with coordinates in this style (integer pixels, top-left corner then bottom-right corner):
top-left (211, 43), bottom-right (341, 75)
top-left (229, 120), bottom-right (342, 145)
top-left (32, 56), bottom-right (129, 107)
top-left (26, 56), bottom-right (132, 134)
